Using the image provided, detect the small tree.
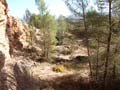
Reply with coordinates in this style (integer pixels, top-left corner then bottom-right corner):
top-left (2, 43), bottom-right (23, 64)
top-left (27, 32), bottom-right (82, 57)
top-left (56, 15), bottom-right (67, 45)
top-left (35, 0), bottom-right (57, 61)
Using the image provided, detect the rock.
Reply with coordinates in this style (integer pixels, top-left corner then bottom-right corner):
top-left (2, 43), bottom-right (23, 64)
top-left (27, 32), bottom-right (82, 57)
top-left (7, 16), bottom-right (24, 51)
top-left (10, 17), bottom-right (30, 48)
top-left (0, 0), bottom-right (10, 66)
top-left (7, 16), bottom-right (42, 50)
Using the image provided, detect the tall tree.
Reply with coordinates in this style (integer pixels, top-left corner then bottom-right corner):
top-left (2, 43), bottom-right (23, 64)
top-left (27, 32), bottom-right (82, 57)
top-left (29, 14), bottom-right (42, 28)
top-left (35, 0), bottom-right (57, 61)
top-left (35, 0), bottom-right (47, 15)
top-left (64, 0), bottom-right (93, 77)
top-left (86, 9), bottom-right (101, 80)
top-left (102, 0), bottom-right (112, 89)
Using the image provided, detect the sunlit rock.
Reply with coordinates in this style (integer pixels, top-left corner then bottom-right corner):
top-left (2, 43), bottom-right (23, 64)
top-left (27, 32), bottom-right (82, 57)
top-left (0, 0), bottom-right (10, 68)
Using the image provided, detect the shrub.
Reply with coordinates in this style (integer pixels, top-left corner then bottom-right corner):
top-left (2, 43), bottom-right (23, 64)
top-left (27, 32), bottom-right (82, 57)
top-left (52, 65), bottom-right (65, 72)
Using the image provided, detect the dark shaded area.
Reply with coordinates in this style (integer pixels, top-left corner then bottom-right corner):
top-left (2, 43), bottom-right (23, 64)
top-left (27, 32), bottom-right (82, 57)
top-left (0, 71), bottom-right (8, 90)
top-left (69, 29), bottom-right (86, 39)
top-left (52, 57), bottom-right (71, 64)
top-left (53, 75), bottom-right (120, 90)
top-left (52, 74), bottom-right (90, 90)
top-left (74, 56), bottom-right (88, 63)
top-left (13, 63), bottom-right (40, 90)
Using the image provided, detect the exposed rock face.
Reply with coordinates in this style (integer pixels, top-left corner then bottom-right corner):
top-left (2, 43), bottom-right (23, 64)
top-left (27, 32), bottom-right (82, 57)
top-left (7, 16), bottom-right (33, 50)
top-left (5, 16), bottom-right (32, 58)
top-left (8, 17), bottom-right (30, 48)
top-left (0, 0), bottom-right (10, 68)
top-left (7, 16), bottom-right (23, 55)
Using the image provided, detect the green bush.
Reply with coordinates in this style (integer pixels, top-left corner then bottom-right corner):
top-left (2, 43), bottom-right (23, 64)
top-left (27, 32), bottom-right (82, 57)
top-left (89, 39), bottom-right (97, 49)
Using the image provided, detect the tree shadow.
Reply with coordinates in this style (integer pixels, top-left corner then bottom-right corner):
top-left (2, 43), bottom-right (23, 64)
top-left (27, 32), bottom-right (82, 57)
top-left (51, 74), bottom-right (90, 90)
top-left (0, 62), bottom-right (119, 90)
top-left (12, 63), bottom-right (91, 90)
top-left (52, 74), bottom-right (120, 90)
top-left (13, 63), bottom-right (52, 90)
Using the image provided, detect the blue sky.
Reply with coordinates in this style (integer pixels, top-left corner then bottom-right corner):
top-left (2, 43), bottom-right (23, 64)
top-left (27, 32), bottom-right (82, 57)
top-left (7, 0), bottom-right (95, 19)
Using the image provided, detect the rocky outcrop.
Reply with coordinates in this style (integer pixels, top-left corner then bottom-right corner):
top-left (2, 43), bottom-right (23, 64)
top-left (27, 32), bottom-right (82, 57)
top-left (0, 0), bottom-right (10, 68)
top-left (7, 16), bottom-right (38, 50)
top-left (6, 16), bottom-right (33, 57)
top-left (0, 0), bottom-right (28, 64)
top-left (8, 17), bottom-right (30, 48)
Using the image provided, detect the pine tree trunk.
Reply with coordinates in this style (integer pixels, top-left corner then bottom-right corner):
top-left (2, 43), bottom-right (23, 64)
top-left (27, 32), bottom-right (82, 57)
top-left (103, 0), bottom-right (112, 89)
top-left (96, 37), bottom-right (100, 81)
top-left (82, 0), bottom-right (92, 77)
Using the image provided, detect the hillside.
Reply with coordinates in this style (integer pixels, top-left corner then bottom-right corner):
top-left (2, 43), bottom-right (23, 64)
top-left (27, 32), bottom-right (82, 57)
top-left (0, 0), bottom-right (120, 90)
